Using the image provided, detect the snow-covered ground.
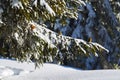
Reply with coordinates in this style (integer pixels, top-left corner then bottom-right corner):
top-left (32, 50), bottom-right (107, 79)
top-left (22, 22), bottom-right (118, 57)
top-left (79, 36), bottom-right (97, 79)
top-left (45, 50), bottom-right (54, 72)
top-left (0, 59), bottom-right (120, 80)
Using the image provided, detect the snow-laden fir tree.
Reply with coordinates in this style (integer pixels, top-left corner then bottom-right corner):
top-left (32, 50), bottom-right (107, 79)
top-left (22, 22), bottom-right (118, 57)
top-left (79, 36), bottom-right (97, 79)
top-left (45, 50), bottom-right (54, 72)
top-left (0, 0), bottom-right (117, 69)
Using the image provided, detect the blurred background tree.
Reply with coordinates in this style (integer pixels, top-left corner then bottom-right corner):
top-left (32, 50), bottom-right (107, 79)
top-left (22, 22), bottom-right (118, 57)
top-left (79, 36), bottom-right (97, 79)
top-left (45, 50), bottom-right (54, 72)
top-left (51, 0), bottom-right (120, 69)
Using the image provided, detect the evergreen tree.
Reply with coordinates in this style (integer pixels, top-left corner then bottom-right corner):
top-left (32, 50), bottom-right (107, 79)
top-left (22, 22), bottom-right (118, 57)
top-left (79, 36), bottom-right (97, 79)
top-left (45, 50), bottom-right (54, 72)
top-left (52, 0), bottom-right (120, 69)
top-left (0, 0), bottom-right (118, 69)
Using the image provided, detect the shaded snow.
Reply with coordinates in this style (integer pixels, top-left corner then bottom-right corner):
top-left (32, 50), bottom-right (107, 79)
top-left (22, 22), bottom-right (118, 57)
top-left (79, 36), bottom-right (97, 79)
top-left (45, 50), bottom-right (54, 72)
top-left (72, 25), bottom-right (84, 39)
top-left (0, 59), bottom-right (120, 80)
top-left (86, 3), bottom-right (96, 18)
top-left (0, 8), bottom-right (3, 14)
top-left (103, 0), bottom-right (118, 26)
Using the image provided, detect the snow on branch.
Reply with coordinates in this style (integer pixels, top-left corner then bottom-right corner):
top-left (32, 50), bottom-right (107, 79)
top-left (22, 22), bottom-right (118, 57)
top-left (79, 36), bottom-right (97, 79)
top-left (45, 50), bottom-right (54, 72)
top-left (10, 0), bottom-right (24, 9)
top-left (78, 0), bottom-right (86, 6)
top-left (33, 0), bottom-right (38, 7)
top-left (29, 22), bottom-right (109, 58)
top-left (0, 7), bottom-right (3, 24)
top-left (40, 0), bottom-right (56, 16)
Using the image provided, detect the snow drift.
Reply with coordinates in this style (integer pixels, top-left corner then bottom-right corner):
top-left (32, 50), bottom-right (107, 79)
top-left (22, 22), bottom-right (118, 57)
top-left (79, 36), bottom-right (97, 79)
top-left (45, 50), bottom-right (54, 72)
top-left (0, 59), bottom-right (120, 80)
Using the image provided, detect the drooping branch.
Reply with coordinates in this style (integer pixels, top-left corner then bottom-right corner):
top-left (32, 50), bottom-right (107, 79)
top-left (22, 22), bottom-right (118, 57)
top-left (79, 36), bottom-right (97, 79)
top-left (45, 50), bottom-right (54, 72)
top-left (29, 22), bottom-right (108, 59)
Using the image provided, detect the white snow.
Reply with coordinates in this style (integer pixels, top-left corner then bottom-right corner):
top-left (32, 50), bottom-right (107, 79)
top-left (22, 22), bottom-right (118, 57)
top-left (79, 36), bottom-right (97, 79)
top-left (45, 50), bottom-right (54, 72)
top-left (78, 0), bottom-right (86, 6)
top-left (0, 19), bottom-right (3, 24)
top-left (14, 32), bottom-right (19, 40)
top-left (115, 2), bottom-right (120, 6)
top-left (11, 0), bottom-right (24, 9)
top-left (0, 66), bottom-right (14, 79)
top-left (0, 59), bottom-right (34, 79)
top-left (33, 0), bottom-right (38, 7)
top-left (40, 0), bottom-right (55, 16)
top-left (0, 59), bottom-right (120, 80)
top-left (29, 22), bottom-right (56, 48)
top-left (0, 7), bottom-right (3, 24)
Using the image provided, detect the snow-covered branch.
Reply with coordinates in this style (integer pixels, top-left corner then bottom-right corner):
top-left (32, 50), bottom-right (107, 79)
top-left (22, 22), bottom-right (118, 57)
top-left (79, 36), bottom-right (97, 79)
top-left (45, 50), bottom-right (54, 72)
top-left (30, 22), bottom-right (109, 57)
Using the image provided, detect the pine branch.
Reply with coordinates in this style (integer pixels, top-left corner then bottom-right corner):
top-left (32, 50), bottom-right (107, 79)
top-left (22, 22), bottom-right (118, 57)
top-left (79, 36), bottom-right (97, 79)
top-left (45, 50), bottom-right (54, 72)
top-left (30, 22), bottom-right (109, 62)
